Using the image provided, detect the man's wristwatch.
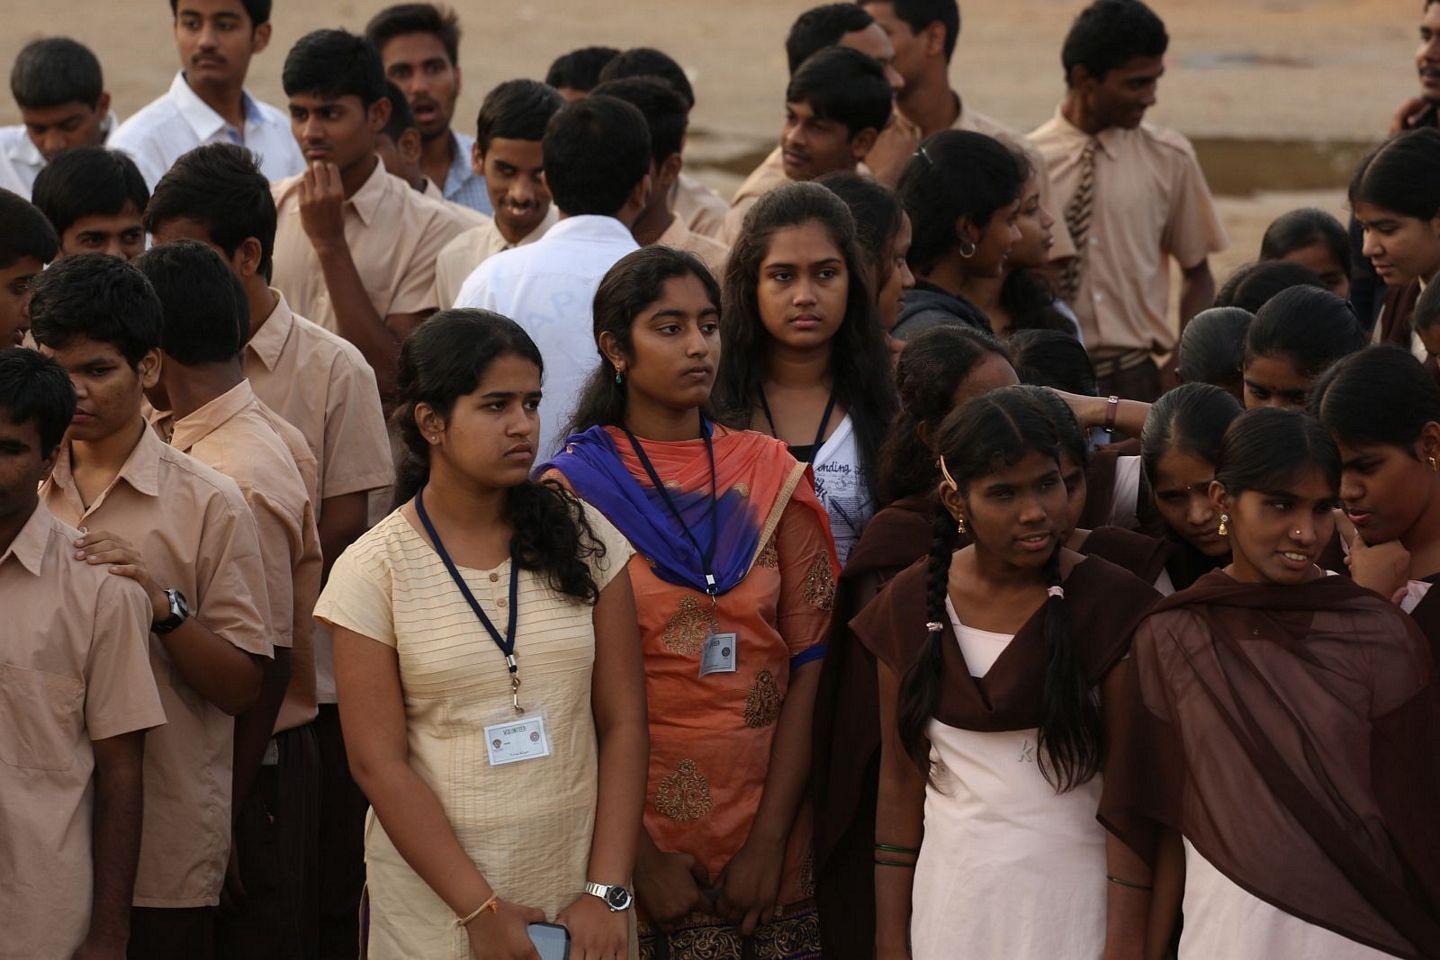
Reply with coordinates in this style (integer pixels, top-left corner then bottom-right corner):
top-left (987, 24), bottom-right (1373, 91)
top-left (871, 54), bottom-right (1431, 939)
top-left (583, 881), bottom-right (634, 912)
top-left (153, 588), bottom-right (191, 635)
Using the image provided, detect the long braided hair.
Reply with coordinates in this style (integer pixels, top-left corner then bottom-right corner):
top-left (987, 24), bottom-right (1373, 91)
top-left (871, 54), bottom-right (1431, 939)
top-left (896, 386), bottom-right (1100, 792)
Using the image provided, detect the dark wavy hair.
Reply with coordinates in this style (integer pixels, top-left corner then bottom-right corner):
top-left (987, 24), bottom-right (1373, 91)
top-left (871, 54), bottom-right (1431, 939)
top-left (1010, 328), bottom-right (1097, 396)
top-left (898, 386), bottom-right (1098, 791)
top-left (715, 181), bottom-right (897, 486)
top-left (1214, 407), bottom-right (1341, 499)
top-left (1311, 344), bottom-right (1440, 450)
top-left (393, 310), bottom-right (604, 603)
top-left (1245, 285), bottom-right (1366, 379)
top-left (877, 325), bottom-right (1012, 505)
top-left (567, 245), bottom-right (724, 436)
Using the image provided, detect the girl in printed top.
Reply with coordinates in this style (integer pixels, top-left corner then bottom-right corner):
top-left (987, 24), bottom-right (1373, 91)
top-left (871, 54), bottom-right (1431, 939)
top-left (1313, 345), bottom-right (1440, 637)
top-left (712, 180), bottom-right (898, 565)
top-left (1242, 285), bottom-right (1366, 410)
top-left (1140, 383), bottom-right (1243, 593)
top-left (856, 386), bottom-right (1158, 960)
top-left (544, 246), bottom-right (839, 960)
top-left (817, 171), bottom-right (916, 363)
top-left (316, 310), bottom-right (648, 960)
top-left (1102, 407), bottom-right (1440, 960)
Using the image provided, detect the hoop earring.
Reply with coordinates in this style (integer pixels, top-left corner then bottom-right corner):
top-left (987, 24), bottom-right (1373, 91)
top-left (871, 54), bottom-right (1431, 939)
top-left (1217, 514), bottom-right (1230, 537)
top-left (957, 238), bottom-right (977, 259)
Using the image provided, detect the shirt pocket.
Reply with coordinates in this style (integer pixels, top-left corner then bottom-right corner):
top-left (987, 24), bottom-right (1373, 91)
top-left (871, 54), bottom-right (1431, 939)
top-left (0, 663), bottom-right (84, 770)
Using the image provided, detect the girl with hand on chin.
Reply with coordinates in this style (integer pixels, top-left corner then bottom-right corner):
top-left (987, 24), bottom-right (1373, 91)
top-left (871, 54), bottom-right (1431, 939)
top-left (317, 311), bottom-right (648, 960)
top-left (544, 247), bottom-right (839, 959)
top-left (712, 181), bottom-right (897, 566)
top-left (1103, 408), bottom-right (1440, 959)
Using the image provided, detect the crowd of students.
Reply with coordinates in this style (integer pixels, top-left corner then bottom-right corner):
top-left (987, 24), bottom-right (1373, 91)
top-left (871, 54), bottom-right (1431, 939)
top-left (2, 0), bottom-right (1439, 959)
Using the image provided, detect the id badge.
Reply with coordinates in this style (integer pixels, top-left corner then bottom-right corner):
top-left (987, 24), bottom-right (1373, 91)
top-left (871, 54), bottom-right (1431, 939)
top-left (484, 714), bottom-right (551, 766)
top-left (699, 632), bottom-right (738, 677)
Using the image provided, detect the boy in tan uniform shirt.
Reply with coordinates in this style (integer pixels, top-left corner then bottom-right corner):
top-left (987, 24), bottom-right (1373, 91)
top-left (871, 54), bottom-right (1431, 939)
top-left (0, 348), bottom-right (165, 959)
top-left (30, 254), bottom-right (271, 958)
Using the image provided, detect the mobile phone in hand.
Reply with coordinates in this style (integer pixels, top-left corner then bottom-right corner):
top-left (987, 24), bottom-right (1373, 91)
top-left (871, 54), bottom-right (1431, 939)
top-left (527, 921), bottom-right (570, 960)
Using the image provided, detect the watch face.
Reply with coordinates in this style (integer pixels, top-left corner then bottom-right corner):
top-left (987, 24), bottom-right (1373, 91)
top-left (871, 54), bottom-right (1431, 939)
top-left (605, 886), bottom-right (632, 910)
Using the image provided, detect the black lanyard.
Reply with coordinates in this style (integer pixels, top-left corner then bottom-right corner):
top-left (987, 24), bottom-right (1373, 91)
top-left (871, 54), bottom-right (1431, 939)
top-left (414, 487), bottom-right (524, 711)
top-left (621, 414), bottom-right (720, 596)
top-left (758, 389), bottom-right (837, 462)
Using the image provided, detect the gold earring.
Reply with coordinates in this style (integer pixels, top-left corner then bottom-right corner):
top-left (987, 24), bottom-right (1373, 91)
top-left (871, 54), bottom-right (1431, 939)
top-left (1218, 514), bottom-right (1230, 537)
top-left (1429, 456), bottom-right (1437, 473)
top-left (956, 515), bottom-right (967, 535)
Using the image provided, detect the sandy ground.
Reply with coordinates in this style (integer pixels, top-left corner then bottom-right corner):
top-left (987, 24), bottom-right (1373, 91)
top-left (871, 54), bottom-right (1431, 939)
top-left (0, 0), bottom-right (1424, 286)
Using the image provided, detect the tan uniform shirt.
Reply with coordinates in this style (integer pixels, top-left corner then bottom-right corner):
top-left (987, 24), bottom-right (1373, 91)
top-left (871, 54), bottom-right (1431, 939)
top-left (956, 105), bottom-right (1076, 261)
top-left (0, 501), bottom-right (165, 956)
top-left (673, 171), bottom-right (728, 239)
top-left (168, 382), bottom-right (323, 734)
top-left (1030, 108), bottom-right (1228, 355)
top-left (432, 207), bottom-right (559, 310)
top-left (41, 423), bottom-right (272, 907)
top-left (657, 214), bottom-right (730, 279)
top-left (244, 291), bottom-right (391, 507)
top-left (270, 159), bottom-right (468, 337)
top-left (720, 146), bottom-right (790, 245)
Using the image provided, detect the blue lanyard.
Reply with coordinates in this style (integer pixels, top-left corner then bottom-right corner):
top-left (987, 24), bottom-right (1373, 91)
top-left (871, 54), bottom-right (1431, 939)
top-left (619, 414), bottom-right (720, 597)
top-left (415, 487), bottom-right (524, 711)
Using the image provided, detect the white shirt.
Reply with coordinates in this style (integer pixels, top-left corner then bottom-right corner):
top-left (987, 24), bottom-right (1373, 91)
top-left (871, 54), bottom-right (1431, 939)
top-left (810, 415), bottom-right (872, 567)
top-left (0, 112), bottom-right (119, 198)
top-left (110, 71), bottom-right (303, 189)
top-left (454, 215), bottom-right (639, 458)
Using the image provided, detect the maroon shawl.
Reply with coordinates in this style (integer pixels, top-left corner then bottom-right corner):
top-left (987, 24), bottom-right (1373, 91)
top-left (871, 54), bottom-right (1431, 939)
top-left (1102, 570), bottom-right (1440, 958)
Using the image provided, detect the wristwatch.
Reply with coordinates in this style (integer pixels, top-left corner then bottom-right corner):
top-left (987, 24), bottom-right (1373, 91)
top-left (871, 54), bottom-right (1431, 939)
top-left (153, 588), bottom-right (191, 635)
top-left (583, 881), bottom-right (634, 912)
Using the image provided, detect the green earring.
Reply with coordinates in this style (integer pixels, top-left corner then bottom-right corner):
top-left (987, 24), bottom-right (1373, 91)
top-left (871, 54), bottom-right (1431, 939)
top-left (614, 370), bottom-right (624, 386)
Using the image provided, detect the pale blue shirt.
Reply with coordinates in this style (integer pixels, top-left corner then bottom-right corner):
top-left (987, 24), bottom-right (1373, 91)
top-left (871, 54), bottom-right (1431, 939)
top-left (442, 130), bottom-right (491, 215)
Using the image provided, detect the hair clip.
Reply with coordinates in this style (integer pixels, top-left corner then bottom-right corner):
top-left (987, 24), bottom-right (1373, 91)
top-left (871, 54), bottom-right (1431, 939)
top-left (937, 455), bottom-right (958, 492)
top-left (917, 144), bottom-right (934, 168)
top-left (1047, 585), bottom-right (1065, 599)
top-left (925, 621), bottom-right (945, 633)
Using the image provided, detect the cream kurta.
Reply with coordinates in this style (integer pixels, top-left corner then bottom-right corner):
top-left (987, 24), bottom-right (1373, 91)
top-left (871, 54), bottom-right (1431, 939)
top-left (314, 505), bottom-right (633, 959)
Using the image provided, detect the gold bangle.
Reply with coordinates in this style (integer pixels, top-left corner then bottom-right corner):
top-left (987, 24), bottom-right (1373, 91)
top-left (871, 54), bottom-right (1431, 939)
top-left (454, 895), bottom-right (499, 928)
top-left (1106, 875), bottom-right (1153, 892)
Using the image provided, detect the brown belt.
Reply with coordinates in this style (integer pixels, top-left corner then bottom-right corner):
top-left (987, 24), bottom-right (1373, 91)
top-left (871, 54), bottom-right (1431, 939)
top-left (1091, 349), bottom-right (1155, 379)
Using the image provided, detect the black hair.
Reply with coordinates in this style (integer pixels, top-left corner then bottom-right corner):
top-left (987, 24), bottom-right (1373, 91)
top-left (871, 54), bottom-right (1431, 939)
top-left (282, 29), bottom-right (387, 107)
top-left (1010, 328), bottom-right (1096, 396)
top-left (1245, 285), bottom-right (1366, 379)
top-left (544, 46), bottom-right (621, 93)
top-left (876, 324), bottom-right (1012, 505)
top-left (816, 171), bottom-right (906, 298)
top-left (1177, 307), bottom-right (1252, 389)
top-left (9, 37), bottom-right (103, 110)
top-left (715, 182), bottom-right (898, 493)
top-left (1025, 383), bottom-right (1090, 470)
top-left (786, 3), bottom-right (876, 74)
top-left (31, 147), bottom-right (148, 239)
top-left (590, 77), bottom-right (688, 167)
top-left (900, 386), bottom-right (1097, 791)
top-left (394, 309), bottom-right (605, 602)
top-left (169, 0), bottom-right (271, 26)
top-left (1061, 0), bottom-right (1168, 85)
top-left (785, 46), bottom-right (893, 140)
top-left (1348, 127), bottom-right (1440, 222)
top-left (1416, 274), bottom-right (1440, 334)
top-left (133, 240), bottom-right (246, 366)
top-left (567, 246), bottom-right (723, 437)
top-left (1000, 271), bottom-right (1075, 337)
top-left (541, 95), bottom-right (651, 217)
top-left (868, 0), bottom-right (961, 61)
top-left (1259, 208), bottom-right (1351, 275)
top-left (29, 254), bottom-right (162, 367)
top-left (144, 143), bottom-right (278, 284)
top-left (364, 3), bottom-right (460, 65)
top-left (475, 79), bottom-right (564, 151)
top-left (1141, 382), bottom-right (1243, 486)
top-left (0, 188), bottom-right (60, 270)
top-left (1312, 345), bottom-right (1440, 450)
top-left (380, 81), bottom-right (417, 142)
top-left (0, 347), bottom-right (76, 457)
top-left (1214, 259), bottom-right (1325, 314)
top-left (598, 48), bottom-right (696, 110)
top-left (898, 130), bottom-right (1025, 274)
top-left (1214, 407), bottom-right (1341, 499)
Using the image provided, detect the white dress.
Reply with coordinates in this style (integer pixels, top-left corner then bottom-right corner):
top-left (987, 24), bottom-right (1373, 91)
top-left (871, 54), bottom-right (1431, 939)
top-left (810, 415), bottom-right (873, 566)
top-left (909, 602), bottom-right (1109, 960)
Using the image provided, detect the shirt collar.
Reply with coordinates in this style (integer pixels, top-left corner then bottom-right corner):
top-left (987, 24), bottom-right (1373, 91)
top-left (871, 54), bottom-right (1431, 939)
top-left (246, 290), bottom-right (297, 372)
top-left (348, 158), bottom-right (391, 226)
top-left (49, 418), bottom-right (164, 503)
top-left (0, 501), bottom-right (54, 576)
top-left (1048, 105), bottom-right (1122, 161)
top-left (544, 214), bottom-right (637, 244)
top-left (169, 71), bottom-right (259, 141)
top-left (169, 381), bottom-right (257, 454)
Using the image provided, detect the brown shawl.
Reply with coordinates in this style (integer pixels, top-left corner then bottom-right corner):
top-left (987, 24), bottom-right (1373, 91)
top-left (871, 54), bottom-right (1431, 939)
top-left (1102, 570), bottom-right (1440, 959)
top-left (1080, 526), bottom-right (1173, 587)
top-left (1079, 437), bottom-right (1143, 532)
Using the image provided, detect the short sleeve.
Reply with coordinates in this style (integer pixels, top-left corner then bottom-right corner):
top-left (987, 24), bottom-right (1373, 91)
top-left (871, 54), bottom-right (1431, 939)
top-left (320, 349), bottom-right (393, 500)
top-left (194, 484), bottom-right (274, 659)
top-left (84, 575), bottom-right (167, 741)
top-left (774, 495), bottom-right (838, 659)
top-left (1163, 145), bottom-right (1229, 269)
top-left (579, 503), bottom-right (636, 593)
top-left (314, 534), bottom-right (397, 647)
top-left (388, 208), bottom-right (465, 316)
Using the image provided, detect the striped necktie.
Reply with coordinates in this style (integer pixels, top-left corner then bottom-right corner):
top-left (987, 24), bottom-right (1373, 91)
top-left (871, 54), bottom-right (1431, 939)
top-left (1059, 138), bottom-right (1099, 304)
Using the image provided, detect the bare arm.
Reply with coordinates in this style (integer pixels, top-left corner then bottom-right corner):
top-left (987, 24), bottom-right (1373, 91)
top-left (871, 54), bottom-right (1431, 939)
top-left (1052, 389), bottom-right (1150, 437)
top-left (1178, 260), bottom-right (1216, 331)
top-left (1102, 833), bottom-right (1152, 960)
top-left (318, 491), bottom-right (371, 582)
top-left (1145, 830), bottom-right (1185, 960)
top-left (76, 731), bottom-right (147, 958)
top-left (874, 658), bottom-right (924, 959)
top-left (232, 647), bottom-right (291, 813)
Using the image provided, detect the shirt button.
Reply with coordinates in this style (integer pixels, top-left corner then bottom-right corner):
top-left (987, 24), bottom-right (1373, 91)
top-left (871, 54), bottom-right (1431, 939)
top-left (497, 598), bottom-right (508, 608)
top-left (1094, 293), bottom-right (1105, 303)
top-left (489, 572), bottom-right (500, 583)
